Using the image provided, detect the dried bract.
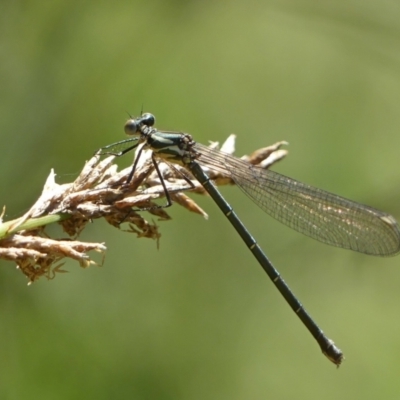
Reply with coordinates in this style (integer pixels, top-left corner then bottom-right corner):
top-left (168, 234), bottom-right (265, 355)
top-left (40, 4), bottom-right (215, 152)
top-left (0, 136), bottom-right (287, 282)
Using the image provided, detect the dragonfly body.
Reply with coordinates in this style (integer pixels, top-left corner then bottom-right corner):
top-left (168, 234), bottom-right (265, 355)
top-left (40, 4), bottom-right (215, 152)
top-left (98, 112), bottom-right (400, 365)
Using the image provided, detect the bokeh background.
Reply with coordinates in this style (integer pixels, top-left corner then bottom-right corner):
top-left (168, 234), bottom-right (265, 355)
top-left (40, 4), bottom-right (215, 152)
top-left (1, 1), bottom-right (400, 399)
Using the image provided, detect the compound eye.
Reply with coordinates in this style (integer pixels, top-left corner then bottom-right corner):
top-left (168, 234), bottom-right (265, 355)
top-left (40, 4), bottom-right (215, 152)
top-left (141, 113), bottom-right (155, 127)
top-left (124, 119), bottom-right (139, 136)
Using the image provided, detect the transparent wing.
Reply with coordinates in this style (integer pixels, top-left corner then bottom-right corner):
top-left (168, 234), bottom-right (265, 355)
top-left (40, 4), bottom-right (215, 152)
top-left (194, 143), bottom-right (400, 256)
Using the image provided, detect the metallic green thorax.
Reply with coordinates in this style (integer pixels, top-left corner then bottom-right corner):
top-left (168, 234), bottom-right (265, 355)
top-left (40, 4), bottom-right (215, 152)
top-left (146, 131), bottom-right (197, 166)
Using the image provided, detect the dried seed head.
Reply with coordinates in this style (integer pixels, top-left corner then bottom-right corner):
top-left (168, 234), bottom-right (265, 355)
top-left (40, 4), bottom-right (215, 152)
top-left (0, 137), bottom-right (287, 283)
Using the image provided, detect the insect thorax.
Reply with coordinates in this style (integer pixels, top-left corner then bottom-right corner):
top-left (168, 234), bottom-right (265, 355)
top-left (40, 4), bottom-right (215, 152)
top-left (147, 132), bottom-right (197, 166)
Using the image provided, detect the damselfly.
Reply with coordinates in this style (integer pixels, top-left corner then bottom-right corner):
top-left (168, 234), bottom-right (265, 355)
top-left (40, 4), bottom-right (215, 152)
top-left (98, 113), bottom-right (400, 365)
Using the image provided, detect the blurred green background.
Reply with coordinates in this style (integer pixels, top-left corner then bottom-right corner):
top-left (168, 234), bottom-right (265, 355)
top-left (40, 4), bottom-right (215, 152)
top-left (1, 1), bottom-right (400, 399)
